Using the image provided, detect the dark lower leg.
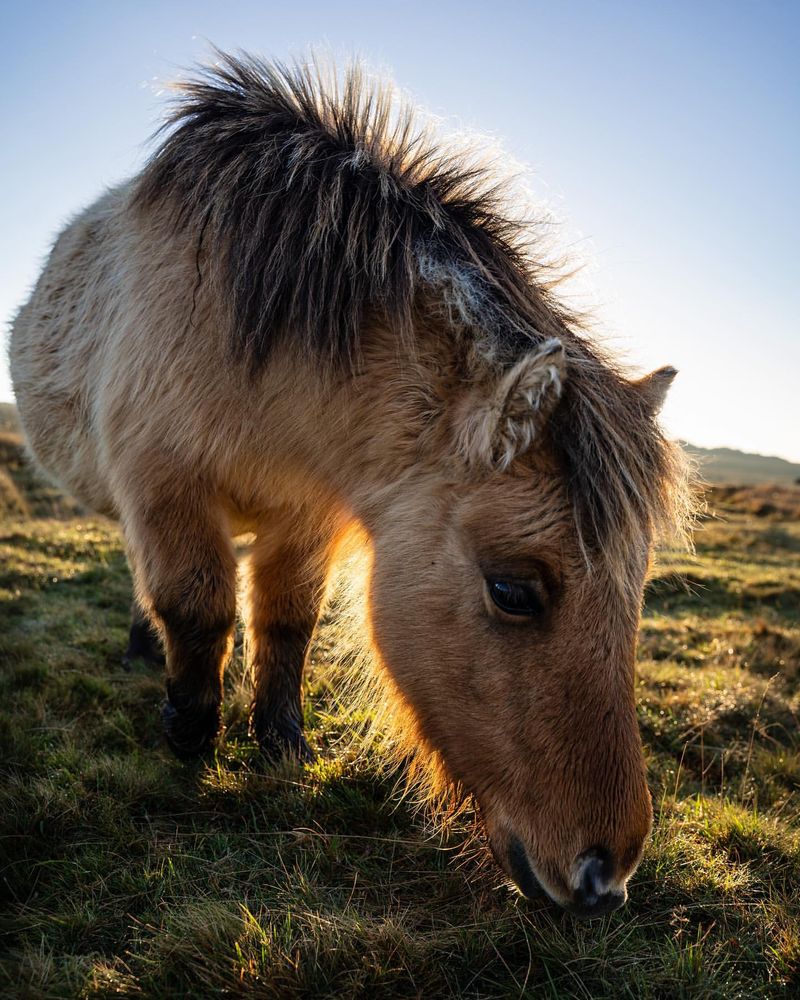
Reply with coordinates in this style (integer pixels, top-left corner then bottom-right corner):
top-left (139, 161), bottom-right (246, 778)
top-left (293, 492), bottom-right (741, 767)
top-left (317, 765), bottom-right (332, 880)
top-left (159, 606), bottom-right (234, 759)
top-left (251, 620), bottom-right (317, 761)
top-left (123, 600), bottom-right (165, 668)
top-left (247, 540), bottom-right (327, 761)
top-left (126, 496), bottom-right (237, 760)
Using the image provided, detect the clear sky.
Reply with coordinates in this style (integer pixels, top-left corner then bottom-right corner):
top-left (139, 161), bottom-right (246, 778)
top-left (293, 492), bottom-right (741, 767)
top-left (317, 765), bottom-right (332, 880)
top-left (2, 1), bottom-right (798, 460)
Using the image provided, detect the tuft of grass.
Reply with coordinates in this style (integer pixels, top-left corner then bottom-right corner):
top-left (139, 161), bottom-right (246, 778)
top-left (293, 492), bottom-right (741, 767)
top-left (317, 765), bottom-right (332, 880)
top-left (1, 462), bottom-right (799, 997)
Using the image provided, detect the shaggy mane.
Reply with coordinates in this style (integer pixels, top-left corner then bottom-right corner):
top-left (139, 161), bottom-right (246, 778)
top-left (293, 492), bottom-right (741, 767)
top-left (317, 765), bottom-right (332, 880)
top-left (134, 50), bottom-right (695, 574)
top-left (133, 50), bottom-right (571, 364)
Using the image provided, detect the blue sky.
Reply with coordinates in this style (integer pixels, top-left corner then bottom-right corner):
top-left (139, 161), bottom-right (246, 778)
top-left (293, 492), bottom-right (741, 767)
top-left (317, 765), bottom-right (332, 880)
top-left (2, 1), bottom-right (798, 459)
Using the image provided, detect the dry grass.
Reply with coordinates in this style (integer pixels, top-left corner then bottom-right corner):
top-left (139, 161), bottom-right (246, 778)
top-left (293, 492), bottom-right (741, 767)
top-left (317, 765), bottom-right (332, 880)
top-left (1, 455), bottom-right (798, 998)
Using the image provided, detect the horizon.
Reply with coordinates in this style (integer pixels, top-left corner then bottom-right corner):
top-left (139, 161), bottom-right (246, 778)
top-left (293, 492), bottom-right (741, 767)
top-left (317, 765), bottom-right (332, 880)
top-left (2, 1), bottom-right (798, 461)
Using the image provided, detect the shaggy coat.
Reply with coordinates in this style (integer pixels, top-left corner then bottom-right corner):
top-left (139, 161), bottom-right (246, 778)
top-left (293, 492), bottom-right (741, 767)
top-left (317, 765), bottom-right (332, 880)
top-left (10, 51), bottom-right (692, 917)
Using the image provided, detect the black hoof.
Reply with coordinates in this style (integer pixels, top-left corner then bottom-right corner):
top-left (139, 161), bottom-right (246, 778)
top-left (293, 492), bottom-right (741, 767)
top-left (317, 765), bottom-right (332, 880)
top-left (162, 694), bottom-right (221, 760)
top-left (252, 714), bottom-right (315, 764)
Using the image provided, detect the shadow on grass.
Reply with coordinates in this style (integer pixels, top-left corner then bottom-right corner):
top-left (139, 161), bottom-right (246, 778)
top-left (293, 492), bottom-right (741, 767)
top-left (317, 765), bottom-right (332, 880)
top-left (644, 570), bottom-right (800, 622)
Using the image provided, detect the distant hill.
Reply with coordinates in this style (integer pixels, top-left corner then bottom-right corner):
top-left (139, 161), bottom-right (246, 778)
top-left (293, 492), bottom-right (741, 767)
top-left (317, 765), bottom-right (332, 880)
top-left (1, 400), bottom-right (797, 485)
top-left (685, 444), bottom-right (800, 485)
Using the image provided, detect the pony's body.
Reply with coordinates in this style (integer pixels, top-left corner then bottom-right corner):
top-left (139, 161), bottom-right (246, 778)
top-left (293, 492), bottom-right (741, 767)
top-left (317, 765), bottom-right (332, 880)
top-left (14, 181), bottom-right (352, 527)
top-left (10, 53), bottom-right (691, 918)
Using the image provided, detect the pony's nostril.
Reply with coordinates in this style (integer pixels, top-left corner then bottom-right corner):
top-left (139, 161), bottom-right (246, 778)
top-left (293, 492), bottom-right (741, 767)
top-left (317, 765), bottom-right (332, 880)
top-left (574, 847), bottom-right (613, 890)
top-left (578, 855), bottom-right (606, 905)
top-left (571, 848), bottom-right (626, 919)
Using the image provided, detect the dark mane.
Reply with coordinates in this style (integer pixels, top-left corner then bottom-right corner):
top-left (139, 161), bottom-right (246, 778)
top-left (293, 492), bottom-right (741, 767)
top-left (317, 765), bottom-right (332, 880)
top-left (134, 50), bottom-right (694, 571)
top-left (133, 50), bottom-right (568, 366)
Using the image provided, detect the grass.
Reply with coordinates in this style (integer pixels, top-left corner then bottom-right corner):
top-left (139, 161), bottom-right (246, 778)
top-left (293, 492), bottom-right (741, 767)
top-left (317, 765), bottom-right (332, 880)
top-left (1, 433), bottom-right (799, 998)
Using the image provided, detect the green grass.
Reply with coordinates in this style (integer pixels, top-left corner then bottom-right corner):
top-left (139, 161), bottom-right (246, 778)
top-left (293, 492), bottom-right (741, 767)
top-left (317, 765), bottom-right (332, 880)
top-left (1, 463), bottom-right (799, 998)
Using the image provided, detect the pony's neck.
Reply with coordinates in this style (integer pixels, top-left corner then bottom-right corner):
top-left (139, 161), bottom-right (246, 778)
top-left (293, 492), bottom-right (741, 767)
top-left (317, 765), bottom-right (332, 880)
top-left (299, 325), bottom-right (456, 534)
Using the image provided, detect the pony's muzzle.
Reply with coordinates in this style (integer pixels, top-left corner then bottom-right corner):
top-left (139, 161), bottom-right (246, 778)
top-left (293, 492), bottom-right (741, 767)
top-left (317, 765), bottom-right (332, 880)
top-left (567, 847), bottom-right (626, 919)
top-left (501, 837), bottom-right (627, 919)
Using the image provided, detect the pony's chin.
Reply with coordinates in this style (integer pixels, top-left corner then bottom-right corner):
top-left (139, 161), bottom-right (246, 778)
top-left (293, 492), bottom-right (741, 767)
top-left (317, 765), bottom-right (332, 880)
top-left (487, 825), bottom-right (551, 902)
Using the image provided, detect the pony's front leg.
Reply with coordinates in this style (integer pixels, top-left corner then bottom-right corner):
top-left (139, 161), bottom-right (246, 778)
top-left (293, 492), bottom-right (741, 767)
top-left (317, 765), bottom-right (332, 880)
top-left (125, 495), bottom-right (237, 759)
top-left (246, 538), bottom-right (327, 762)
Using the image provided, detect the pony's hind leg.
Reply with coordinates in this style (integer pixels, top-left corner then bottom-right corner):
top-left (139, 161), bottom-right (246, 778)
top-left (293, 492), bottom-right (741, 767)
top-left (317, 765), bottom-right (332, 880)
top-left (123, 599), bottom-right (165, 669)
top-left (246, 537), bottom-right (328, 762)
top-left (125, 492), bottom-right (237, 759)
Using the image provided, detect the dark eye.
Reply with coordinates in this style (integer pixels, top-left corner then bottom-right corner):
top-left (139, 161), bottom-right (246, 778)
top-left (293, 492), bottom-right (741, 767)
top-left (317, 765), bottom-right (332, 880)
top-left (487, 579), bottom-right (544, 617)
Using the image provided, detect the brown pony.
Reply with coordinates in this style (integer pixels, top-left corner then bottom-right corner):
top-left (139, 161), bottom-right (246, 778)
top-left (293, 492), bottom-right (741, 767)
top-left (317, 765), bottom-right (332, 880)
top-left (9, 52), bottom-right (692, 918)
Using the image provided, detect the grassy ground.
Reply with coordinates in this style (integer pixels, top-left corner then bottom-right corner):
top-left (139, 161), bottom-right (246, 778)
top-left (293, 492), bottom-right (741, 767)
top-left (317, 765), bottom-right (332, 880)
top-left (1, 433), bottom-right (799, 998)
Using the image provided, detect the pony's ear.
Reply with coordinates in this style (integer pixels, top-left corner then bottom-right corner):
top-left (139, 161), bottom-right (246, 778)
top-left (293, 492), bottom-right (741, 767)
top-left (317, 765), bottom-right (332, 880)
top-left (635, 366), bottom-right (676, 414)
top-left (457, 338), bottom-right (566, 470)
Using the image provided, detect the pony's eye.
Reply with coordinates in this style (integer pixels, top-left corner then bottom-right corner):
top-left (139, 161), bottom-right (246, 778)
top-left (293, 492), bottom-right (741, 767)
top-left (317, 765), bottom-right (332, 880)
top-left (487, 579), bottom-right (543, 617)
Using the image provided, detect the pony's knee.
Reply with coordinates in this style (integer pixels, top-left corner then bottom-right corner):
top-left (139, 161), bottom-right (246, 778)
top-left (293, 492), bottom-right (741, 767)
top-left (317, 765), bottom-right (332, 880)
top-left (156, 599), bottom-right (235, 649)
top-left (150, 569), bottom-right (236, 652)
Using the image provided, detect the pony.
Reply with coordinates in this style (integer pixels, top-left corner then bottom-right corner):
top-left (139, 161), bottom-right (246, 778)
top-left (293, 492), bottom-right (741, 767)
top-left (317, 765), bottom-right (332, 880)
top-left (9, 51), bottom-right (693, 918)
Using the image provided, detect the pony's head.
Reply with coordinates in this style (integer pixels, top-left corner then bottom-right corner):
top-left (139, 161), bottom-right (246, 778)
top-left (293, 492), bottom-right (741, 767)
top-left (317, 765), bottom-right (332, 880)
top-left (364, 336), bottom-right (685, 917)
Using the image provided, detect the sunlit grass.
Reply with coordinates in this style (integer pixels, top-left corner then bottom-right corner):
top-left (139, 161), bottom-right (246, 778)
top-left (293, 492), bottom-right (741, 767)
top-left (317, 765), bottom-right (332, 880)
top-left (1, 446), bottom-right (798, 997)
